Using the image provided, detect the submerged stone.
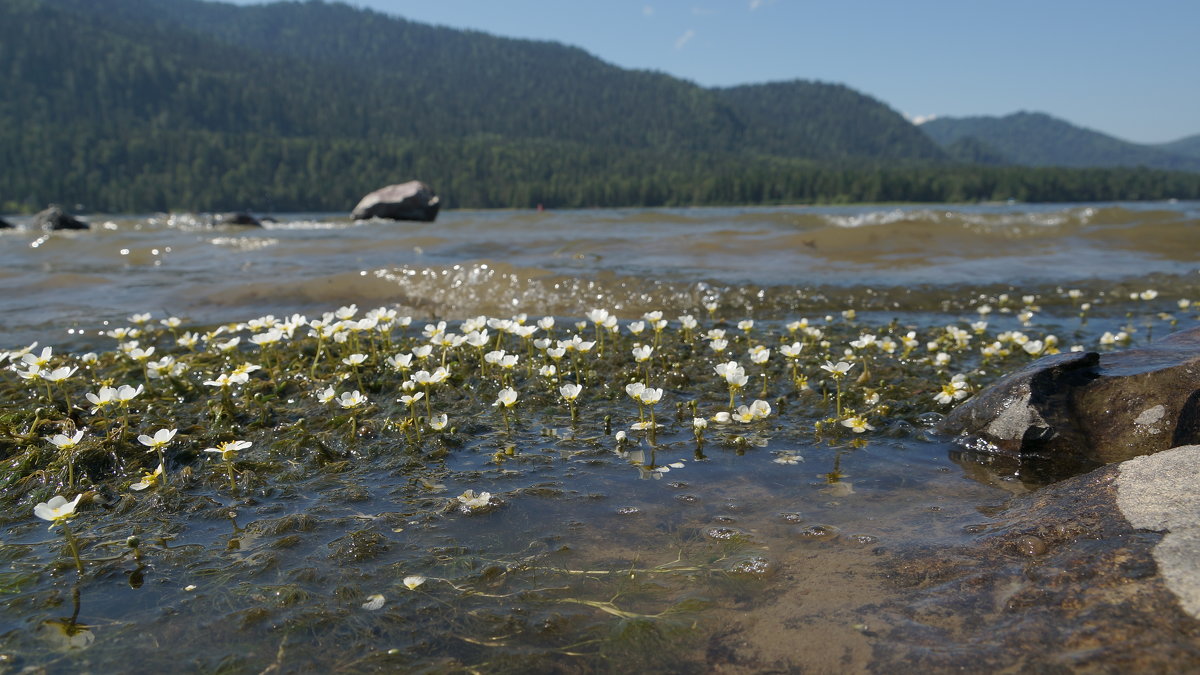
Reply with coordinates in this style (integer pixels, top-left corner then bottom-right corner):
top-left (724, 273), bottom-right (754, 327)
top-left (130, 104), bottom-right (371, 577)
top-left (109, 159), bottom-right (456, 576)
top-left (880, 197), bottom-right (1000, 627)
top-left (869, 448), bottom-right (1200, 671)
top-left (940, 326), bottom-right (1200, 482)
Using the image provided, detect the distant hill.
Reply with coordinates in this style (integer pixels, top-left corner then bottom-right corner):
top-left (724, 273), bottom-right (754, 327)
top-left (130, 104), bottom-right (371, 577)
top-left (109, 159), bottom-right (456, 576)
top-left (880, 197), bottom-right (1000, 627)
top-left (1157, 134), bottom-right (1200, 161)
top-left (920, 112), bottom-right (1200, 172)
top-left (2, 0), bottom-right (1198, 211)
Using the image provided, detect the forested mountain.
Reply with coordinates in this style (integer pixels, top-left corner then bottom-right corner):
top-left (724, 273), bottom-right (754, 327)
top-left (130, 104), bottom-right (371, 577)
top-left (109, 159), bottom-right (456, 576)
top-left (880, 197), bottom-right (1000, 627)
top-left (920, 112), bottom-right (1200, 173)
top-left (2, 0), bottom-right (1199, 213)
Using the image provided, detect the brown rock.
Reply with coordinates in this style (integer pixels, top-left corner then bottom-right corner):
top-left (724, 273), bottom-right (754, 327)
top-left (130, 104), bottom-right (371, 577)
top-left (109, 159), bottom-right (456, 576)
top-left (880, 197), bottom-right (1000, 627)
top-left (940, 326), bottom-right (1200, 481)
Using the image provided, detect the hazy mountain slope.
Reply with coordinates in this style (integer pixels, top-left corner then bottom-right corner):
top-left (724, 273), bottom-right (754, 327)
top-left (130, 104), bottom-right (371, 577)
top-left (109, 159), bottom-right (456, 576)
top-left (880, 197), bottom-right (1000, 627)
top-left (920, 112), bottom-right (1200, 172)
top-left (1157, 134), bottom-right (1200, 161)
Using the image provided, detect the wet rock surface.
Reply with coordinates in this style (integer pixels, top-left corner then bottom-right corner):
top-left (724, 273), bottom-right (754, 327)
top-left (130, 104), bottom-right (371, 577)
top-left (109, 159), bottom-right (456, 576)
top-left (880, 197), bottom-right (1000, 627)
top-left (0, 216), bottom-right (12, 229)
top-left (866, 452), bottom-right (1200, 671)
top-left (940, 326), bottom-right (1200, 482)
top-left (351, 180), bottom-right (441, 222)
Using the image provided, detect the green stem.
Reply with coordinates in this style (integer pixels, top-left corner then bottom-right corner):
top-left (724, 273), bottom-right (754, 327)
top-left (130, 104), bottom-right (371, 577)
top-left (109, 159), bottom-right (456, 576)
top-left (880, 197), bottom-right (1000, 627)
top-left (310, 336), bottom-right (325, 379)
top-left (61, 523), bottom-right (84, 575)
top-left (157, 447), bottom-right (168, 485)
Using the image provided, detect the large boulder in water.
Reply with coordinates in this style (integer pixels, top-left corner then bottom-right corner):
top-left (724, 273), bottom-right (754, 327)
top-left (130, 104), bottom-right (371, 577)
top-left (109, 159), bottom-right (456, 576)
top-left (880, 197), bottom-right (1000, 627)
top-left (351, 181), bottom-right (440, 222)
top-left (940, 326), bottom-right (1200, 481)
top-left (34, 205), bottom-right (89, 231)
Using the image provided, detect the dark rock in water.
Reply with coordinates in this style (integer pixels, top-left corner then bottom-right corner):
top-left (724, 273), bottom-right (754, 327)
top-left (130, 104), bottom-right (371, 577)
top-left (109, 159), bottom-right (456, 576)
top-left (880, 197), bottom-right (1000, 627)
top-left (34, 205), bottom-right (89, 231)
top-left (351, 181), bottom-right (440, 222)
top-left (940, 326), bottom-right (1200, 482)
top-left (0, 216), bottom-right (13, 229)
top-left (214, 212), bottom-right (263, 227)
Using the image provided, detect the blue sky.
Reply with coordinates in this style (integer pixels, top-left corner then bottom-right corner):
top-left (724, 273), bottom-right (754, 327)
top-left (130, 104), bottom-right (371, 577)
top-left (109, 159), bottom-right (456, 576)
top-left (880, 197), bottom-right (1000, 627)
top-left (227, 0), bottom-right (1198, 144)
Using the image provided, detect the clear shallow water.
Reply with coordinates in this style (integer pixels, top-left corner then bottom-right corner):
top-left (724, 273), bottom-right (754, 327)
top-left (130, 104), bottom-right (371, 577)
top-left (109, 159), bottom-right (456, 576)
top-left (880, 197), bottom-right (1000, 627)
top-left (3, 202), bottom-right (1199, 348)
top-left (1, 202), bottom-right (1199, 671)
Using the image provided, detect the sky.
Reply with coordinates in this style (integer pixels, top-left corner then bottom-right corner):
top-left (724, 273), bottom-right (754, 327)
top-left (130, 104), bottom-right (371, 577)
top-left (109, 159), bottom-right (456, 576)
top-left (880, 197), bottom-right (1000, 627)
top-left (226, 0), bottom-right (1199, 144)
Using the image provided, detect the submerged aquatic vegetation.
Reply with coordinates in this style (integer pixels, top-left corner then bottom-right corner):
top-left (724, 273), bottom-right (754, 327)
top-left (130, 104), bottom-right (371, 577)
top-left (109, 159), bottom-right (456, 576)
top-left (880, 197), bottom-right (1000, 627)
top-left (0, 281), bottom-right (1193, 671)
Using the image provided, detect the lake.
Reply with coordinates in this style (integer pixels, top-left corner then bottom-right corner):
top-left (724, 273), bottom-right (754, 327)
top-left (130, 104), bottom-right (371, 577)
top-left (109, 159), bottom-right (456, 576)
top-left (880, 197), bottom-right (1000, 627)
top-left (1, 202), bottom-right (1198, 672)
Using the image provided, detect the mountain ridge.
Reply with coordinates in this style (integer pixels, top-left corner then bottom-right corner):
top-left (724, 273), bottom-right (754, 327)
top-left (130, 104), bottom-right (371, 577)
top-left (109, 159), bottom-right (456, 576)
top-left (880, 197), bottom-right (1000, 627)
top-left (919, 112), bottom-right (1200, 172)
top-left (2, 0), bottom-right (1198, 212)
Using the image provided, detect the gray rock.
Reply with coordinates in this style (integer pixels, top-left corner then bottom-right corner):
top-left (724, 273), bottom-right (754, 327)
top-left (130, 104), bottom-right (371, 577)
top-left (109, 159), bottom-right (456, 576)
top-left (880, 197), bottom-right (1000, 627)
top-left (940, 326), bottom-right (1200, 481)
top-left (1117, 445), bottom-right (1200, 619)
top-left (34, 205), bottom-right (89, 231)
top-left (0, 216), bottom-right (13, 229)
top-left (351, 181), bottom-right (440, 222)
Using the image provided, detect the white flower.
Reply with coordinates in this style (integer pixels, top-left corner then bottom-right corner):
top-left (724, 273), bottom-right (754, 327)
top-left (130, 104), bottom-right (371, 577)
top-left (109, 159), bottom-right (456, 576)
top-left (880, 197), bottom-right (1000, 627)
top-left (249, 329), bottom-right (284, 347)
top-left (86, 386), bottom-right (118, 413)
top-left (46, 430), bottom-right (85, 450)
top-left (429, 414), bottom-right (449, 431)
top-left (738, 319), bottom-right (754, 332)
top-left (204, 440), bottom-right (251, 461)
top-left (625, 382), bottom-right (646, 400)
top-left (820, 361), bottom-right (852, 377)
top-left (934, 379), bottom-right (969, 405)
top-left (772, 452), bottom-right (803, 465)
top-left (841, 416), bottom-right (874, 433)
top-left (130, 463), bottom-right (164, 491)
top-left (316, 386), bottom-right (336, 404)
top-left (386, 353), bottom-right (414, 372)
top-left (403, 575), bottom-right (427, 590)
top-left (631, 345), bottom-right (653, 362)
top-left (337, 390), bottom-right (368, 409)
top-left (850, 334), bottom-right (876, 349)
top-left (734, 399), bottom-right (771, 423)
top-left (494, 387), bottom-right (518, 408)
top-left (137, 428), bottom-right (177, 452)
top-left (115, 384), bottom-right (143, 402)
top-left (559, 383), bottom-right (582, 401)
top-left (342, 354), bottom-right (368, 367)
top-left (637, 388), bottom-right (663, 405)
top-left (693, 417), bottom-right (708, 430)
top-left (34, 494), bottom-right (82, 524)
top-left (362, 594), bottom-right (386, 611)
top-left (457, 490), bottom-right (492, 509)
top-left (42, 366), bottom-right (78, 383)
top-left (126, 346), bottom-right (155, 362)
top-left (22, 346), bottom-right (53, 368)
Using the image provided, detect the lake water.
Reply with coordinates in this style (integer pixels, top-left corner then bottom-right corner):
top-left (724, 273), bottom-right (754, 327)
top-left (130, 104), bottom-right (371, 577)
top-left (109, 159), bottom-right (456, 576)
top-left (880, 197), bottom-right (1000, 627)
top-left (1, 202), bottom-right (1198, 671)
